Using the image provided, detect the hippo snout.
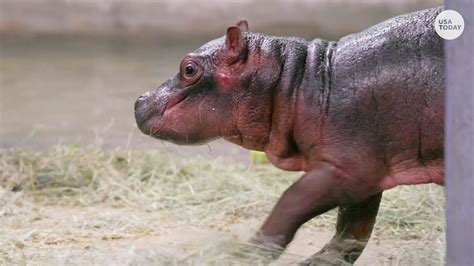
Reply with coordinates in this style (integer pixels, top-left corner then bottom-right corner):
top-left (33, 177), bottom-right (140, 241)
top-left (134, 91), bottom-right (162, 135)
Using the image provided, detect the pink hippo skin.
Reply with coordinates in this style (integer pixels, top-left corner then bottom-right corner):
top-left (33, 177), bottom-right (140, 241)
top-left (135, 7), bottom-right (444, 264)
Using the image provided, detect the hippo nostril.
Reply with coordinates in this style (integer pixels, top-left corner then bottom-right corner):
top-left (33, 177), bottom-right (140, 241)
top-left (138, 91), bottom-right (153, 101)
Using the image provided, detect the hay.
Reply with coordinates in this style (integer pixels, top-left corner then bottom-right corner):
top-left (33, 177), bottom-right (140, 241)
top-left (0, 146), bottom-right (445, 264)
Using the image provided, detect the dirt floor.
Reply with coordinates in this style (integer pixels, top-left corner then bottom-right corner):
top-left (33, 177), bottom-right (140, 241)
top-left (1, 204), bottom-right (444, 265)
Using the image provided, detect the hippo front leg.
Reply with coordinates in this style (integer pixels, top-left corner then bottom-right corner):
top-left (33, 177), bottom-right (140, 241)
top-left (249, 162), bottom-right (380, 260)
top-left (301, 192), bottom-right (382, 265)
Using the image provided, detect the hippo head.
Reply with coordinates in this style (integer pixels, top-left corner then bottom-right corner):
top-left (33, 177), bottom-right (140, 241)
top-left (134, 21), bottom-right (281, 149)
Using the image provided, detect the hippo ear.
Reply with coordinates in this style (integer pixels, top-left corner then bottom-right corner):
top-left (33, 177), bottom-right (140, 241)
top-left (236, 19), bottom-right (249, 32)
top-left (225, 26), bottom-right (246, 57)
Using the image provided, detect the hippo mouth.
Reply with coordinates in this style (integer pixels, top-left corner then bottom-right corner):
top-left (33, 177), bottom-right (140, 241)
top-left (163, 91), bottom-right (189, 117)
top-left (149, 92), bottom-right (190, 135)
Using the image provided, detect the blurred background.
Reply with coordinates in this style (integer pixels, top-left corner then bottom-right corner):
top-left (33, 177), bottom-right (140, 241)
top-left (0, 0), bottom-right (442, 161)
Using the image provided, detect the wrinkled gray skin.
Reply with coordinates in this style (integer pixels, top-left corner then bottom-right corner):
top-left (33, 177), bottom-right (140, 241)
top-left (135, 7), bottom-right (444, 265)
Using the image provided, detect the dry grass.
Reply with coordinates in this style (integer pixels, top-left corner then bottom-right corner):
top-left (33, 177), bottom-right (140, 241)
top-left (0, 146), bottom-right (445, 265)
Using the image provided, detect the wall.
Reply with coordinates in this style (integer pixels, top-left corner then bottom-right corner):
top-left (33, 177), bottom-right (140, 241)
top-left (0, 0), bottom-right (443, 39)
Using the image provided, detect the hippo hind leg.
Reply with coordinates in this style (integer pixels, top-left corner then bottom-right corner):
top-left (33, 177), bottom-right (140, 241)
top-left (301, 192), bottom-right (383, 265)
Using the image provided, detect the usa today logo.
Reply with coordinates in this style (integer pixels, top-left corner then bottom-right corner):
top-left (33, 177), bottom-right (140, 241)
top-left (435, 10), bottom-right (464, 40)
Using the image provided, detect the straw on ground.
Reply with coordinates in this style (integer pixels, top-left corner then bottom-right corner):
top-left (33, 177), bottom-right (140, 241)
top-left (0, 146), bottom-right (445, 265)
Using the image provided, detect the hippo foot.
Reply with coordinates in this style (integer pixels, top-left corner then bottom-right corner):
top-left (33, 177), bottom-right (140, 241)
top-left (300, 255), bottom-right (352, 266)
top-left (300, 238), bottom-right (366, 266)
top-left (233, 242), bottom-right (283, 261)
top-left (230, 232), bottom-right (285, 263)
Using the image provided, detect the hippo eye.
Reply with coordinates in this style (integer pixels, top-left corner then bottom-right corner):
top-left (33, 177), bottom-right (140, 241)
top-left (180, 59), bottom-right (202, 85)
top-left (185, 63), bottom-right (197, 76)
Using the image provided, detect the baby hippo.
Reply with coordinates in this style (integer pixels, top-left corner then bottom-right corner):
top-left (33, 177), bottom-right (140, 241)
top-left (135, 7), bottom-right (444, 264)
